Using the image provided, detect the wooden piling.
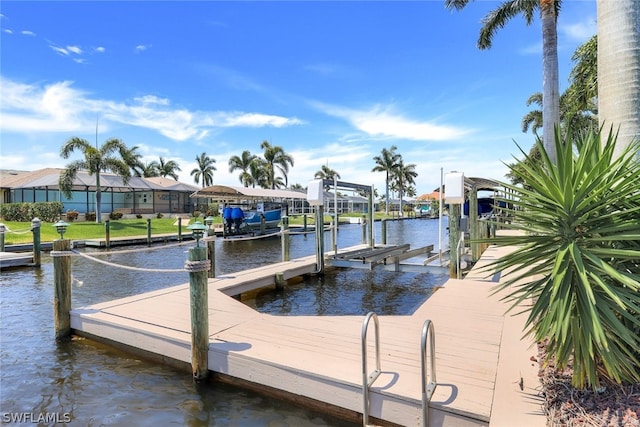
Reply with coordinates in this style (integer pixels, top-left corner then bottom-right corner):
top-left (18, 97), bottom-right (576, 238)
top-left (281, 216), bottom-right (290, 262)
top-left (105, 220), bottom-right (111, 249)
top-left (187, 245), bottom-right (209, 380)
top-left (207, 238), bottom-right (216, 278)
top-left (449, 204), bottom-right (461, 278)
top-left (381, 219), bottom-right (387, 245)
top-left (0, 223), bottom-right (5, 252)
top-left (31, 218), bottom-right (41, 267)
top-left (146, 218), bottom-right (152, 245)
top-left (178, 217), bottom-right (183, 241)
top-left (53, 239), bottom-right (72, 339)
top-left (275, 271), bottom-right (285, 290)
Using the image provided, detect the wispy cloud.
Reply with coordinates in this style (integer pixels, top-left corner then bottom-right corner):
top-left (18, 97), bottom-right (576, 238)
top-left (0, 77), bottom-right (304, 141)
top-left (21, 30), bottom-right (36, 36)
top-left (561, 16), bottom-right (597, 42)
top-left (94, 46), bottom-right (106, 53)
top-left (135, 44), bottom-right (151, 53)
top-left (310, 101), bottom-right (471, 142)
top-left (3, 29), bottom-right (12, 35)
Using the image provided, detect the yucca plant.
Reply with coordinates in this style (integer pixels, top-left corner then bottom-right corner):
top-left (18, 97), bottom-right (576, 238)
top-left (483, 126), bottom-right (640, 389)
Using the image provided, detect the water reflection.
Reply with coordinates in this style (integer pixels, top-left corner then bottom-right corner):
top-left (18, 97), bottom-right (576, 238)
top-left (1, 220), bottom-right (444, 426)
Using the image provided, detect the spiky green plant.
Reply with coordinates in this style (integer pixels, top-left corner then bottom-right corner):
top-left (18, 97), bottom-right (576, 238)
top-left (484, 127), bottom-right (640, 389)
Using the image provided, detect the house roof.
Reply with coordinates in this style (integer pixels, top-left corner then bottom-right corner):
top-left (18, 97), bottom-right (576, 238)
top-left (0, 168), bottom-right (198, 192)
top-left (191, 184), bottom-right (308, 200)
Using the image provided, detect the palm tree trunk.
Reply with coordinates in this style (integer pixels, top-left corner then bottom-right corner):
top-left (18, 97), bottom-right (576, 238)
top-left (597, 0), bottom-right (640, 159)
top-left (95, 171), bottom-right (102, 223)
top-left (541, 0), bottom-right (560, 164)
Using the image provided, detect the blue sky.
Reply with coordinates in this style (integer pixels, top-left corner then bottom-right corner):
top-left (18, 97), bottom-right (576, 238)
top-left (0, 0), bottom-right (596, 196)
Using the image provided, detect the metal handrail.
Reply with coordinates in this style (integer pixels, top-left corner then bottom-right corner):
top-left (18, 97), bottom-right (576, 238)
top-left (421, 319), bottom-right (437, 427)
top-left (361, 312), bottom-right (381, 427)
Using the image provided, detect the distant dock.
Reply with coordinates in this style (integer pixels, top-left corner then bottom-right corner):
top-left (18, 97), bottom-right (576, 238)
top-left (69, 244), bottom-right (544, 426)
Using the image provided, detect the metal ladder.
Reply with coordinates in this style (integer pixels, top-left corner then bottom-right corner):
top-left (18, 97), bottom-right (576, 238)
top-left (360, 313), bottom-right (437, 427)
top-left (361, 312), bottom-right (381, 427)
top-left (421, 319), bottom-right (437, 427)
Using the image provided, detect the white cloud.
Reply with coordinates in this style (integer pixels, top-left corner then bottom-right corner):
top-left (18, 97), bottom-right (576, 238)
top-left (67, 45), bottom-right (82, 55)
top-left (50, 45), bottom-right (70, 56)
top-left (94, 46), bottom-right (106, 53)
top-left (3, 29), bottom-right (12, 35)
top-left (135, 44), bottom-right (151, 53)
top-left (310, 101), bottom-right (470, 142)
top-left (21, 30), bottom-right (36, 36)
top-left (0, 78), bottom-right (304, 141)
top-left (561, 17), bottom-right (597, 42)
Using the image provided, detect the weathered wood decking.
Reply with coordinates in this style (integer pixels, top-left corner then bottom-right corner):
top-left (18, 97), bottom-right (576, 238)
top-left (70, 244), bottom-right (545, 427)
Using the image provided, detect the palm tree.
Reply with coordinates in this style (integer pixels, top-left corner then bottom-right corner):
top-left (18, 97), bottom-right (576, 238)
top-left (372, 145), bottom-right (400, 214)
top-left (140, 161), bottom-right (161, 178)
top-left (597, 0), bottom-right (640, 158)
top-left (59, 137), bottom-right (131, 223)
top-left (157, 157), bottom-right (182, 180)
top-left (120, 145), bottom-right (145, 177)
top-left (248, 157), bottom-right (268, 188)
top-left (314, 164), bottom-right (341, 182)
top-left (445, 0), bottom-right (561, 163)
top-left (190, 152), bottom-right (217, 188)
top-left (260, 141), bottom-right (295, 189)
top-left (391, 159), bottom-right (417, 216)
top-left (228, 150), bottom-right (257, 187)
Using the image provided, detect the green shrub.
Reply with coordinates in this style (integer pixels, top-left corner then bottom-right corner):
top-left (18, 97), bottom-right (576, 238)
top-left (483, 127), bottom-right (640, 389)
top-left (0, 202), bottom-right (63, 222)
top-left (193, 210), bottom-right (201, 218)
top-left (85, 212), bottom-right (97, 222)
top-left (66, 210), bottom-right (79, 221)
top-left (156, 212), bottom-right (164, 219)
top-left (109, 212), bottom-right (123, 220)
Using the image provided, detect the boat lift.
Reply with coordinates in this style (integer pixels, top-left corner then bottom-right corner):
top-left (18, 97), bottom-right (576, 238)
top-left (307, 179), bottom-right (446, 274)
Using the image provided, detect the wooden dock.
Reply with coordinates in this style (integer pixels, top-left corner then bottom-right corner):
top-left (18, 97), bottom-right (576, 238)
top-left (70, 244), bottom-right (545, 427)
top-left (0, 251), bottom-right (33, 269)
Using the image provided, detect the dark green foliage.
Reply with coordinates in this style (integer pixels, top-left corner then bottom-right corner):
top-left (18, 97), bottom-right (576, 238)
top-left (484, 127), bottom-right (640, 389)
top-left (0, 202), bottom-right (63, 222)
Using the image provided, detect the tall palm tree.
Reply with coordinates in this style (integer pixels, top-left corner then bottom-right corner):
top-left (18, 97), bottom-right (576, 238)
top-left (228, 150), bottom-right (257, 187)
top-left (445, 0), bottom-right (561, 163)
top-left (59, 137), bottom-right (131, 223)
top-left (597, 0), bottom-right (640, 158)
top-left (120, 145), bottom-right (145, 177)
top-left (372, 145), bottom-right (400, 214)
top-left (314, 164), bottom-right (341, 182)
top-left (157, 157), bottom-right (182, 180)
top-left (391, 159), bottom-right (417, 216)
top-left (248, 157), bottom-right (268, 188)
top-left (140, 161), bottom-right (161, 178)
top-left (260, 141), bottom-right (295, 189)
top-left (190, 152), bottom-right (216, 188)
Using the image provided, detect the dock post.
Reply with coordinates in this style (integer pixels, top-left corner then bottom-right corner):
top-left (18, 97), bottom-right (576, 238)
top-left (0, 223), bottom-right (4, 252)
top-left (146, 218), bottom-right (152, 245)
top-left (281, 216), bottom-right (290, 262)
top-left (449, 204), bottom-right (461, 278)
top-left (303, 214), bottom-right (307, 232)
top-left (469, 185), bottom-right (479, 262)
top-left (105, 220), bottom-right (111, 249)
top-left (275, 271), bottom-right (285, 290)
top-left (361, 215), bottom-right (367, 245)
top-left (207, 237), bottom-right (216, 278)
top-left (31, 218), bottom-right (41, 267)
top-left (187, 244), bottom-right (209, 381)
top-left (53, 238), bottom-right (72, 340)
top-left (178, 217), bottom-right (183, 241)
top-left (381, 218), bottom-right (387, 245)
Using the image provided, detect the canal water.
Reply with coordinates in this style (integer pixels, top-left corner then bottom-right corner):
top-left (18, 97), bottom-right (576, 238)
top-left (1, 219), bottom-right (447, 426)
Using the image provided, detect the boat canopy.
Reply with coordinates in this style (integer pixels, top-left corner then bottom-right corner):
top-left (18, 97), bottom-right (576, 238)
top-left (190, 185), bottom-right (308, 201)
